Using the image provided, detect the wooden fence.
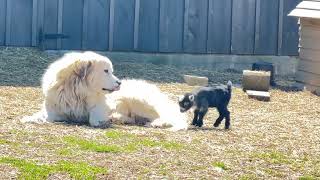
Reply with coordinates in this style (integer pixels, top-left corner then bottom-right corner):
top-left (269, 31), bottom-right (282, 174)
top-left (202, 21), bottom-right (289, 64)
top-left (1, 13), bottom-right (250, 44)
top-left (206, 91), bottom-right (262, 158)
top-left (0, 0), bottom-right (301, 55)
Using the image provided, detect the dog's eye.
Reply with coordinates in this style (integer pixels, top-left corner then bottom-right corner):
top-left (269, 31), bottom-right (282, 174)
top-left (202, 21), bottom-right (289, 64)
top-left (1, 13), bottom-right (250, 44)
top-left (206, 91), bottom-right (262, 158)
top-left (104, 70), bottom-right (109, 74)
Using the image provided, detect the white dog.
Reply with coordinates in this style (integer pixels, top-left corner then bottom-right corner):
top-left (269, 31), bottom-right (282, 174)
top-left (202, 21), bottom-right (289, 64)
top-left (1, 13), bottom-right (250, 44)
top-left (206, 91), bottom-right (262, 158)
top-left (22, 51), bottom-right (121, 128)
top-left (106, 79), bottom-right (188, 131)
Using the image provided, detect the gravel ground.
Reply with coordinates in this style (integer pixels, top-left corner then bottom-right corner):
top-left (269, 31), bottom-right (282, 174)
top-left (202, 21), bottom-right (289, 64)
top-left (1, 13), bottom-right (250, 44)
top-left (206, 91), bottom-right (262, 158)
top-left (0, 47), bottom-right (319, 179)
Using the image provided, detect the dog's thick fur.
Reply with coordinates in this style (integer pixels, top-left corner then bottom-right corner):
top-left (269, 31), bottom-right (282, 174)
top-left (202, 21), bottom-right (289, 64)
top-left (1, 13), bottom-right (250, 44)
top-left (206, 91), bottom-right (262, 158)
top-left (106, 79), bottom-right (188, 131)
top-left (22, 51), bottom-right (121, 127)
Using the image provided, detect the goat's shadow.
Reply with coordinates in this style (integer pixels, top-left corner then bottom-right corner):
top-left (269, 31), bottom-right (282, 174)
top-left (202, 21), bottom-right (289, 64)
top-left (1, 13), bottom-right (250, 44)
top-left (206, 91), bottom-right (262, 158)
top-left (187, 126), bottom-right (230, 132)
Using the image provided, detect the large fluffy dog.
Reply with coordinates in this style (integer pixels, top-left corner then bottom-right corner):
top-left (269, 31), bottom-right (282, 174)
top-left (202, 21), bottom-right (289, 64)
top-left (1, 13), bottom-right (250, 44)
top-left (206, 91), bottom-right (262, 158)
top-left (22, 51), bottom-right (121, 127)
top-left (106, 79), bottom-right (188, 131)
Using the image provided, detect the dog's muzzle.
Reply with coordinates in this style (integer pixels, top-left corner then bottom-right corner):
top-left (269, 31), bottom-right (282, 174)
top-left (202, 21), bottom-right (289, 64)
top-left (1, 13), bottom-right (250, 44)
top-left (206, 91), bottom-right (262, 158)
top-left (102, 85), bottom-right (120, 92)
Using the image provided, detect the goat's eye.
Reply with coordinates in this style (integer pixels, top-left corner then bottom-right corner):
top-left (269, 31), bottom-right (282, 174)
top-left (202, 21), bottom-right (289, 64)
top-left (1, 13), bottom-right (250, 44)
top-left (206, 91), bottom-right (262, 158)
top-left (104, 70), bottom-right (109, 73)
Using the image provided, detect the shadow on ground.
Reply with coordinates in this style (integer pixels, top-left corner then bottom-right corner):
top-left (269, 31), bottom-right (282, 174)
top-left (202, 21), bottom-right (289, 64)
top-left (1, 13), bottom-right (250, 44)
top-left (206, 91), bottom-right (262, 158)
top-left (0, 47), bottom-right (297, 90)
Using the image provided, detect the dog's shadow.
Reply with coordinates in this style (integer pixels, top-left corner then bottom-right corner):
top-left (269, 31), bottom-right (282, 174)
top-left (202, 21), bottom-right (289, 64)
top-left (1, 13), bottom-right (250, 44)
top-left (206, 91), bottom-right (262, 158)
top-left (51, 121), bottom-right (231, 132)
top-left (57, 121), bottom-right (151, 130)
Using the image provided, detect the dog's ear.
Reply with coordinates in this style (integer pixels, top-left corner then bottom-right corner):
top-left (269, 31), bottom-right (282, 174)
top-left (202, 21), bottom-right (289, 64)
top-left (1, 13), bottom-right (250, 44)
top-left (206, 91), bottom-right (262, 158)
top-left (188, 94), bottom-right (195, 102)
top-left (78, 61), bottom-right (92, 80)
top-left (178, 95), bottom-right (184, 102)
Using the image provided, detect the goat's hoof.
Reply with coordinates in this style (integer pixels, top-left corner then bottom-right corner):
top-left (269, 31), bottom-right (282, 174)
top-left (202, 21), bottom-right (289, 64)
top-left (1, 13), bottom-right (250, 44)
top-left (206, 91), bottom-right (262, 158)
top-left (213, 123), bottom-right (219, 127)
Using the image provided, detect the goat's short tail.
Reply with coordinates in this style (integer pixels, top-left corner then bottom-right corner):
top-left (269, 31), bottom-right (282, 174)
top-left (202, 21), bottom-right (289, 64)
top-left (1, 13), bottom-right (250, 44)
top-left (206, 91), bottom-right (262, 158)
top-left (227, 80), bottom-right (232, 92)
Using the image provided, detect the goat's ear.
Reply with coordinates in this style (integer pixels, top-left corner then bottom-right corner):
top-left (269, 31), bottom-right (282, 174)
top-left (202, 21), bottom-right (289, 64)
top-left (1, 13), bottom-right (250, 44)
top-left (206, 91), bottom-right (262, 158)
top-left (189, 94), bottom-right (195, 102)
top-left (178, 95), bottom-right (184, 102)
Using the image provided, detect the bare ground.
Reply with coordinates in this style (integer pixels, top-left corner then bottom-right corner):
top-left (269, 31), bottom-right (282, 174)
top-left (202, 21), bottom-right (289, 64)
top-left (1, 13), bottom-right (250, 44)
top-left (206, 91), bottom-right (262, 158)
top-left (0, 47), bottom-right (319, 179)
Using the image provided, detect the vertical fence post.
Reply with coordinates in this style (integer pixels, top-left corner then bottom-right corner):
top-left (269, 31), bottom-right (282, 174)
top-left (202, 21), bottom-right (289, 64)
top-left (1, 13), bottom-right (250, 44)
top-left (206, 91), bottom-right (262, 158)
top-left (0, 0), bottom-right (7, 45)
top-left (278, 0), bottom-right (284, 56)
top-left (254, 0), bottom-right (261, 54)
top-left (82, 0), bottom-right (88, 50)
top-left (183, 0), bottom-right (189, 52)
top-left (108, 0), bottom-right (115, 51)
top-left (57, 0), bottom-right (63, 49)
top-left (32, 0), bottom-right (38, 46)
top-left (5, 0), bottom-right (11, 46)
top-left (230, 0), bottom-right (233, 53)
top-left (37, 0), bottom-right (44, 49)
top-left (134, 0), bottom-right (140, 50)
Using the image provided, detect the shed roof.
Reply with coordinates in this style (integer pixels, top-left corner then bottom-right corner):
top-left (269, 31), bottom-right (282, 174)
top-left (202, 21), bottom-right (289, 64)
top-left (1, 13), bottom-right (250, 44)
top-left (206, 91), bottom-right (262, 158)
top-left (289, 1), bottom-right (320, 19)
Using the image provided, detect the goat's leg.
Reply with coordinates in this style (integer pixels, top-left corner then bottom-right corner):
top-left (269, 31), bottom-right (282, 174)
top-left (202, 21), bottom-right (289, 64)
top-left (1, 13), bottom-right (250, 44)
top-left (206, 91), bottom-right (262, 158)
top-left (197, 109), bottom-right (208, 127)
top-left (214, 107), bottom-right (225, 127)
top-left (191, 109), bottom-right (199, 125)
top-left (195, 100), bottom-right (208, 127)
top-left (224, 108), bottom-right (231, 129)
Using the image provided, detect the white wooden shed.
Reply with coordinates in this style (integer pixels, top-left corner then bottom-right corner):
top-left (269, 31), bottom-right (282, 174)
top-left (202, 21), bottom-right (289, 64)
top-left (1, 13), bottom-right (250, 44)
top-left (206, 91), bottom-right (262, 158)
top-left (289, 0), bottom-right (320, 94)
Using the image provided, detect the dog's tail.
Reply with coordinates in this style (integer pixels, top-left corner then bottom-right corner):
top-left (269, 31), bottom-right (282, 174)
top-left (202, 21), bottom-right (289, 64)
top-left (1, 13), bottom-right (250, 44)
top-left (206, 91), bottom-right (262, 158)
top-left (227, 80), bottom-right (232, 92)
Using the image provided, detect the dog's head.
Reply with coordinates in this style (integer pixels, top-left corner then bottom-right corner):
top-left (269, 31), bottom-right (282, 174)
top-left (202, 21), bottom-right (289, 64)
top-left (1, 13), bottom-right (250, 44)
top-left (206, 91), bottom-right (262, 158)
top-left (83, 52), bottom-right (121, 94)
top-left (178, 93), bottom-right (195, 113)
top-left (67, 52), bottom-right (120, 95)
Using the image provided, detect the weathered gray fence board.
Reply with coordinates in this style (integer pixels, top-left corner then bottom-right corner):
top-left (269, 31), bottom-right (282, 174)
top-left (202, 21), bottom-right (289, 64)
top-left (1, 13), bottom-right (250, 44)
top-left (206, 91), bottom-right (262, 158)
top-left (108, 0), bottom-right (114, 51)
top-left (207, 0), bottom-right (232, 54)
top-left (82, 0), bottom-right (89, 49)
top-left (32, 0), bottom-right (38, 46)
top-left (44, 0), bottom-right (58, 49)
top-left (280, 0), bottom-right (301, 55)
top-left (61, 0), bottom-right (83, 50)
top-left (254, 0), bottom-right (279, 55)
top-left (183, 0), bottom-right (208, 53)
top-left (133, 0), bottom-right (140, 50)
top-left (8, 0), bottom-right (33, 46)
top-left (5, 0), bottom-right (12, 45)
top-left (0, 0), bottom-right (6, 45)
top-left (112, 0), bottom-right (135, 51)
top-left (159, 0), bottom-right (184, 52)
top-left (37, 0), bottom-right (45, 46)
top-left (0, 0), bottom-right (302, 56)
top-left (57, 0), bottom-right (63, 49)
top-left (83, 0), bottom-right (110, 50)
top-left (231, 0), bottom-right (256, 55)
top-left (137, 0), bottom-right (160, 52)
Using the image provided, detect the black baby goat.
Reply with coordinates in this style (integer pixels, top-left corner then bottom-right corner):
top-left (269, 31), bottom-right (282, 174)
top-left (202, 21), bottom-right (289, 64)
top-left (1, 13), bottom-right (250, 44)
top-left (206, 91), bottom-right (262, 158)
top-left (179, 81), bottom-right (232, 129)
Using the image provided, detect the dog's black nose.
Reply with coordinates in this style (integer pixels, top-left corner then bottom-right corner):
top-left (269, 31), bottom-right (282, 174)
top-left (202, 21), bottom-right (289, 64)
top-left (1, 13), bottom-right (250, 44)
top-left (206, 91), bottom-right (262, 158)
top-left (116, 81), bottom-right (121, 85)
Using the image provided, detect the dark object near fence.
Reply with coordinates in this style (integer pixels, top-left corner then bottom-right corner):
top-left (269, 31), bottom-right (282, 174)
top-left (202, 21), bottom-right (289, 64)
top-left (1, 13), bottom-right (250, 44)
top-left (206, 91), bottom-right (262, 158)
top-left (252, 62), bottom-right (275, 86)
top-left (38, 29), bottom-right (70, 50)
